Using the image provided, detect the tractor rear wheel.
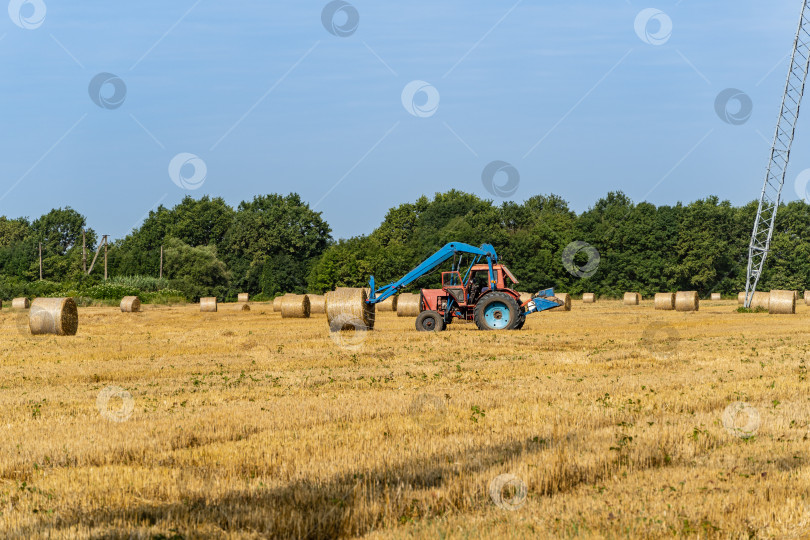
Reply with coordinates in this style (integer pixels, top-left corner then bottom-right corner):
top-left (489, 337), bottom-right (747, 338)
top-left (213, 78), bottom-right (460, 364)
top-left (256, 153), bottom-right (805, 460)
top-left (416, 310), bottom-right (446, 332)
top-left (473, 292), bottom-right (521, 331)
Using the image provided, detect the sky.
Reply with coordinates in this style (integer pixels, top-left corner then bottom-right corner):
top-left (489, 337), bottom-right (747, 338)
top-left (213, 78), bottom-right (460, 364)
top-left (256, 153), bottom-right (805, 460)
top-left (0, 1), bottom-right (807, 241)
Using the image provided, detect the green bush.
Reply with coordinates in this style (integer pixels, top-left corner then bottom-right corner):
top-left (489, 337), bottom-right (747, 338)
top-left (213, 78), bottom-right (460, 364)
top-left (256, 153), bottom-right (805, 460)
top-left (141, 289), bottom-right (187, 304)
top-left (28, 280), bottom-right (64, 298)
top-left (0, 276), bottom-right (27, 299)
top-left (83, 283), bottom-right (141, 301)
top-left (108, 275), bottom-right (171, 292)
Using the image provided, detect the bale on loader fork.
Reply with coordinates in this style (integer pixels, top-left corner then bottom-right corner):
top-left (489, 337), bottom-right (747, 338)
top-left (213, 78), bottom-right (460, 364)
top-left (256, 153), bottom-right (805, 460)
top-left (326, 288), bottom-right (375, 332)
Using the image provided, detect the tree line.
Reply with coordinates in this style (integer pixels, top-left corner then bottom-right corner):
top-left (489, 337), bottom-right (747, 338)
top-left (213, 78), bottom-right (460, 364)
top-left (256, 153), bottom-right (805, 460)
top-left (1, 190), bottom-right (808, 301)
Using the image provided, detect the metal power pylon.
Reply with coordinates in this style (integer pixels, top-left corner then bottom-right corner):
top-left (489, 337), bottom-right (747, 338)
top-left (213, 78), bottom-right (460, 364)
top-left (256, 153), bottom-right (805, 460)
top-left (745, 0), bottom-right (810, 307)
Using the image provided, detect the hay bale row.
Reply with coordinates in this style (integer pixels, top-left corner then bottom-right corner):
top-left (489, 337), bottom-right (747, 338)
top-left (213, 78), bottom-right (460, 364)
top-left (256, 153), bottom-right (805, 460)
top-left (769, 290), bottom-right (795, 314)
top-left (120, 296), bottom-right (141, 313)
top-left (281, 294), bottom-right (310, 318)
top-left (200, 297), bottom-right (217, 312)
top-left (654, 293), bottom-right (675, 311)
top-left (12, 297), bottom-right (29, 309)
top-left (737, 291), bottom-right (772, 310)
top-left (675, 291), bottom-right (699, 312)
top-left (309, 294), bottom-right (326, 314)
top-left (377, 295), bottom-right (398, 312)
top-left (397, 293), bottom-right (422, 317)
top-left (623, 292), bottom-right (640, 306)
top-left (582, 293), bottom-right (596, 303)
top-left (326, 287), bottom-right (375, 331)
top-left (30, 297), bottom-right (78, 336)
top-left (555, 293), bottom-right (571, 311)
top-left (751, 292), bottom-right (770, 310)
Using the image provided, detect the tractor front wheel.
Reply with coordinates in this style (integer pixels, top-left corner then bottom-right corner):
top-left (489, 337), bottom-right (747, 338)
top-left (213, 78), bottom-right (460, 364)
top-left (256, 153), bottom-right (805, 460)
top-left (416, 310), bottom-right (446, 332)
top-left (474, 292), bottom-right (521, 331)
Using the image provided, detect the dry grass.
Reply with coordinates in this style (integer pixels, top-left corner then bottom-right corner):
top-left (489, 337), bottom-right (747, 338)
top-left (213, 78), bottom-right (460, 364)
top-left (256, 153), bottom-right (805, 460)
top-left (0, 300), bottom-right (809, 539)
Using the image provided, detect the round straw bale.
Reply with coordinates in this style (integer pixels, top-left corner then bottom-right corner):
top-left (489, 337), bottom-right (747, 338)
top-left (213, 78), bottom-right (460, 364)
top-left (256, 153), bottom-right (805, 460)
top-left (325, 288), bottom-right (375, 331)
top-left (241, 303), bottom-right (251, 312)
top-left (281, 294), bottom-right (310, 318)
top-left (554, 293), bottom-right (571, 311)
top-left (12, 297), bottom-right (30, 309)
top-left (654, 293), bottom-right (675, 310)
top-left (518, 292), bottom-right (532, 305)
top-left (738, 292), bottom-right (746, 305)
top-left (623, 292), bottom-right (640, 306)
top-left (309, 294), bottom-right (326, 314)
top-left (273, 296), bottom-right (283, 312)
top-left (120, 296), bottom-right (141, 313)
top-left (29, 297), bottom-right (78, 336)
top-left (237, 293), bottom-right (249, 303)
top-left (750, 291), bottom-right (770, 310)
top-left (769, 290), bottom-right (795, 314)
top-left (805, 291), bottom-right (810, 306)
top-left (710, 293), bottom-right (721, 301)
top-left (396, 293), bottom-right (422, 317)
top-left (377, 295), bottom-right (398, 312)
top-left (582, 293), bottom-right (596, 303)
top-left (675, 291), bottom-right (699, 312)
top-left (200, 297), bottom-right (217, 312)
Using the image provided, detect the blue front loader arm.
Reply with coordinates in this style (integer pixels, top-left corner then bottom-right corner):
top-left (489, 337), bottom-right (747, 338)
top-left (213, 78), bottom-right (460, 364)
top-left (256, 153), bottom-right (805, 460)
top-left (367, 242), bottom-right (498, 304)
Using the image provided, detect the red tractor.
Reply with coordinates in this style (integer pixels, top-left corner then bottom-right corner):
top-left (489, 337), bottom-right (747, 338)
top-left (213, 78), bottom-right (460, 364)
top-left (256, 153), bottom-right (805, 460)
top-left (367, 242), bottom-right (563, 331)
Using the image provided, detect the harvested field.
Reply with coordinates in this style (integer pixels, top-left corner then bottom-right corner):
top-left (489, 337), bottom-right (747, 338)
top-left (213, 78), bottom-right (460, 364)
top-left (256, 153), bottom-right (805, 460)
top-left (0, 299), bottom-right (808, 538)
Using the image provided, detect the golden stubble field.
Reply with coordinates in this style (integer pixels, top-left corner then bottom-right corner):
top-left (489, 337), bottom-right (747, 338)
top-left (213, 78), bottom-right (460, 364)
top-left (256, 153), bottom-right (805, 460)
top-left (0, 299), bottom-right (809, 539)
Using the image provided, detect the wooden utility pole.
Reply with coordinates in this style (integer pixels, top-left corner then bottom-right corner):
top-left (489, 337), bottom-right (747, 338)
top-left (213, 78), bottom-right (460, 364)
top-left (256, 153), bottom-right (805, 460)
top-left (87, 235), bottom-right (108, 277)
top-left (38, 242), bottom-right (42, 281)
top-left (159, 245), bottom-right (163, 279)
top-left (82, 229), bottom-right (87, 273)
top-left (103, 236), bottom-right (108, 281)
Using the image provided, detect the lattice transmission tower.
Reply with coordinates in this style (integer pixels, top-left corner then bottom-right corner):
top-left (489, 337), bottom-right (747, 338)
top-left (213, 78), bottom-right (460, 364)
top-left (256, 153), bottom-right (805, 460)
top-left (745, 0), bottom-right (810, 307)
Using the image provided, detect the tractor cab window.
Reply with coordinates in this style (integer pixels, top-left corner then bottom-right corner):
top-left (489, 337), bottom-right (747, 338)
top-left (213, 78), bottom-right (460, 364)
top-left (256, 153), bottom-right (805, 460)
top-left (442, 271), bottom-right (463, 288)
top-left (468, 270), bottom-right (490, 302)
top-left (472, 271), bottom-right (490, 290)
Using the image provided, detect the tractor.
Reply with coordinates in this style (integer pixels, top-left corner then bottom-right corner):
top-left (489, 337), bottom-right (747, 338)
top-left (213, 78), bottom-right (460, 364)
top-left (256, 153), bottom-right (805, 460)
top-left (366, 242), bottom-right (563, 331)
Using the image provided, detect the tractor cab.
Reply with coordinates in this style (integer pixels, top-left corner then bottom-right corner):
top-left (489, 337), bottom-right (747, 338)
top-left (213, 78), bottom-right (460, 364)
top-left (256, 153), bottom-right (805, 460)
top-left (440, 263), bottom-right (520, 305)
top-left (429, 263), bottom-right (521, 320)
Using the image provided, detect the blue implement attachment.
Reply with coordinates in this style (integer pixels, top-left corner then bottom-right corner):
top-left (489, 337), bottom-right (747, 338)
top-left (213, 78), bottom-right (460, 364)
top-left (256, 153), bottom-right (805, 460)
top-left (523, 288), bottom-right (564, 314)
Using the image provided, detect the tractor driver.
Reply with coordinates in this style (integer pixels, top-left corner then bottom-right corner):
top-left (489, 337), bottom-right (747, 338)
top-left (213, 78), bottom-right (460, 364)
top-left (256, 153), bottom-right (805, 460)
top-left (469, 272), bottom-right (490, 303)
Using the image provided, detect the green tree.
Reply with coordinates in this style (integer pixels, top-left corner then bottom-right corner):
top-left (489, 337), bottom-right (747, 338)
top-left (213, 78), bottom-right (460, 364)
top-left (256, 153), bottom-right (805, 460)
top-left (225, 193), bottom-right (331, 294)
top-left (162, 237), bottom-right (230, 300)
top-left (28, 208), bottom-right (97, 281)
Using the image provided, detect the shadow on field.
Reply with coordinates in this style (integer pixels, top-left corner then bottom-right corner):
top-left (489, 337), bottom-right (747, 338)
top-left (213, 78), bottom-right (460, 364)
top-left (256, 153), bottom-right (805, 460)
top-left (12, 436), bottom-right (554, 539)
top-left (13, 430), bottom-right (677, 539)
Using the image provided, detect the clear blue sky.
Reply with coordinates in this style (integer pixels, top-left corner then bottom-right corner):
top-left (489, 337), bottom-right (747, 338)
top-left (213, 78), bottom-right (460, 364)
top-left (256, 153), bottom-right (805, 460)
top-left (0, 1), bottom-right (806, 240)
